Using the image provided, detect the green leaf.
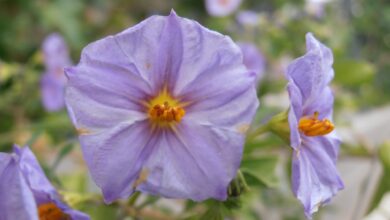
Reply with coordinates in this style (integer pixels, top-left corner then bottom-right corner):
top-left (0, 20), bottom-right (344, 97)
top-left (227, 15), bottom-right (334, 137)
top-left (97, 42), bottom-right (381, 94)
top-left (59, 172), bottom-right (87, 193)
top-left (241, 156), bottom-right (279, 188)
top-left (199, 202), bottom-right (224, 220)
top-left (84, 204), bottom-right (118, 220)
top-left (184, 200), bottom-right (198, 211)
top-left (334, 59), bottom-right (376, 86)
top-left (379, 142), bottom-right (390, 168)
top-left (0, 61), bottom-right (20, 83)
top-left (223, 196), bottom-right (242, 210)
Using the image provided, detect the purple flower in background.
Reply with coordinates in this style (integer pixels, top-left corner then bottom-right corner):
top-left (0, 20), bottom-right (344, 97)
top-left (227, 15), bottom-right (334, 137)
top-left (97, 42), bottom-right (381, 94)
top-left (0, 145), bottom-right (89, 220)
top-left (286, 33), bottom-right (344, 218)
top-left (236, 10), bottom-right (260, 26)
top-left (41, 33), bottom-right (72, 112)
top-left (205, 0), bottom-right (242, 17)
top-left (65, 11), bottom-right (258, 203)
top-left (238, 42), bottom-right (265, 84)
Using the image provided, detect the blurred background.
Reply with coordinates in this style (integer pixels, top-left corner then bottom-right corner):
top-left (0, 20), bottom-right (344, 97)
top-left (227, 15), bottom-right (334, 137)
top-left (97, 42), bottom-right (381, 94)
top-left (0, 0), bottom-right (389, 219)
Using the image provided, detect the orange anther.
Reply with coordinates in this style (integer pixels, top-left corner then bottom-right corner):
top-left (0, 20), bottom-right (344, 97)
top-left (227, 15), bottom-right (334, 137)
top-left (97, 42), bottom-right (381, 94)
top-left (38, 202), bottom-right (70, 220)
top-left (149, 102), bottom-right (185, 123)
top-left (298, 112), bottom-right (334, 136)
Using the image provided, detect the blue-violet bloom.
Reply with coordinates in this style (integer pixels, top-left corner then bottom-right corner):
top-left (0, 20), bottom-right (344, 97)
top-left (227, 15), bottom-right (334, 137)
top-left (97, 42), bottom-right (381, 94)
top-left (41, 33), bottom-right (72, 112)
top-left (238, 42), bottom-right (265, 84)
top-left (0, 145), bottom-right (89, 220)
top-left (286, 33), bottom-right (344, 218)
top-left (236, 10), bottom-right (260, 26)
top-left (65, 11), bottom-right (258, 203)
top-left (205, 0), bottom-right (242, 17)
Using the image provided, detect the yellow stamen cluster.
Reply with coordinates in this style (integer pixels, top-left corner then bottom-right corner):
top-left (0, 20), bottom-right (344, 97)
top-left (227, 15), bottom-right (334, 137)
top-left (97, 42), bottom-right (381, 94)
top-left (149, 101), bottom-right (185, 123)
top-left (298, 112), bottom-right (334, 136)
top-left (38, 202), bottom-right (70, 220)
top-left (147, 88), bottom-right (186, 126)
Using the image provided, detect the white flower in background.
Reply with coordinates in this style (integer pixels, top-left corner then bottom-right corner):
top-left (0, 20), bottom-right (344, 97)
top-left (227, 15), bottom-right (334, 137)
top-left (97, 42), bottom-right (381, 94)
top-left (305, 0), bottom-right (332, 17)
top-left (205, 0), bottom-right (243, 17)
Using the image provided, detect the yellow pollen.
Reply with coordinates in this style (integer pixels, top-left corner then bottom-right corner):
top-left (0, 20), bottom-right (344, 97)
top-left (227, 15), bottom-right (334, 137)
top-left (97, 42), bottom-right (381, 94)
top-left (148, 88), bottom-right (185, 125)
top-left (38, 202), bottom-right (70, 220)
top-left (149, 102), bottom-right (185, 123)
top-left (298, 111), bottom-right (334, 136)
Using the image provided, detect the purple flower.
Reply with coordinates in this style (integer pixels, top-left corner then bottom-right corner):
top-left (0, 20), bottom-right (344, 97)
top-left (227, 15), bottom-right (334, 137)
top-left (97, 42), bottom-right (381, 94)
top-left (286, 33), bottom-right (344, 218)
top-left (65, 11), bottom-right (258, 203)
top-left (41, 33), bottom-right (72, 112)
top-left (236, 10), bottom-right (260, 26)
top-left (205, 0), bottom-right (242, 17)
top-left (238, 42), bottom-right (265, 84)
top-left (0, 145), bottom-right (89, 220)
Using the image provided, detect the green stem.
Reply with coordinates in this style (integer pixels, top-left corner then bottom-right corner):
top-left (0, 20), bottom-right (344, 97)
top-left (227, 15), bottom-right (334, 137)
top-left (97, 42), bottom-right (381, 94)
top-left (228, 185), bottom-right (232, 196)
top-left (51, 138), bottom-right (78, 171)
top-left (237, 170), bottom-right (250, 192)
top-left (24, 129), bottom-right (42, 147)
top-left (234, 175), bottom-right (240, 195)
top-left (247, 124), bottom-right (270, 141)
top-left (128, 191), bottom-right (141, 206)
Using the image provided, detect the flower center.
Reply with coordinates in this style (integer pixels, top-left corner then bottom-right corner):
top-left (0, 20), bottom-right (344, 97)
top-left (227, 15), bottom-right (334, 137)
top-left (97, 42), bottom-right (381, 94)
top-left (149, 101), bottom-right (185, 123)
top-left (38, 202), bottom-right (70, 220)
top-left (148, 89), bottom-right (185, 125)
top-left (298, 111), bottom-right (334, 136)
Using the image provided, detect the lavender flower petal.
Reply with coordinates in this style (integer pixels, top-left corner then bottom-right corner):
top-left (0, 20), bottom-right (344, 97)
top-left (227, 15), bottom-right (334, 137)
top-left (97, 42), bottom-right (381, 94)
top-left (13, 146), bottom-right (57, 203)
top-left (41, 72), bottom-right (66, 112)
top-left (303, 87), bottom-right (334, 120)
top-left (238, 42), bottom-right (266, 84)
top-left (65, 64), bottom-right (149, 130)
top-left (0, 153), bottom-right (11, 171)
top-left (78, 121), bottom-right (156, 203)
top-left (66, 210), bottom-right (91, 220)
top-left (286, 33), bottom-right (334, 109)
top-left (40, 33), bottom-right (71, 112)
top-left (186, 86), bottom-right (258, 130)
top-left (292, 136), bottom-right (344, 218)
top-left (138, 122), bottom-right (241, 201)
top-left (0, 154), bottom-right (38, 220)
top-left (287, 81), bottom-right (303, 150)
top-left (42, 33), bottom-right (72, 71)
top-left (179, 52), bottom-right (255, 112)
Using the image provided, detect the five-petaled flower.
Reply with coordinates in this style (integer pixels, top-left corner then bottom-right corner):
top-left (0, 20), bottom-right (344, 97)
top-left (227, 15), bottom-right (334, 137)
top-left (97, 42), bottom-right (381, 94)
top-left (65, 11), bottom-right (259, 203)
top-left (41, 33), bottom-right (72, 112)
top-left (286, 33), bottom-right (344, 218)
top-left (0, 145), bottom-right (89, 220)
